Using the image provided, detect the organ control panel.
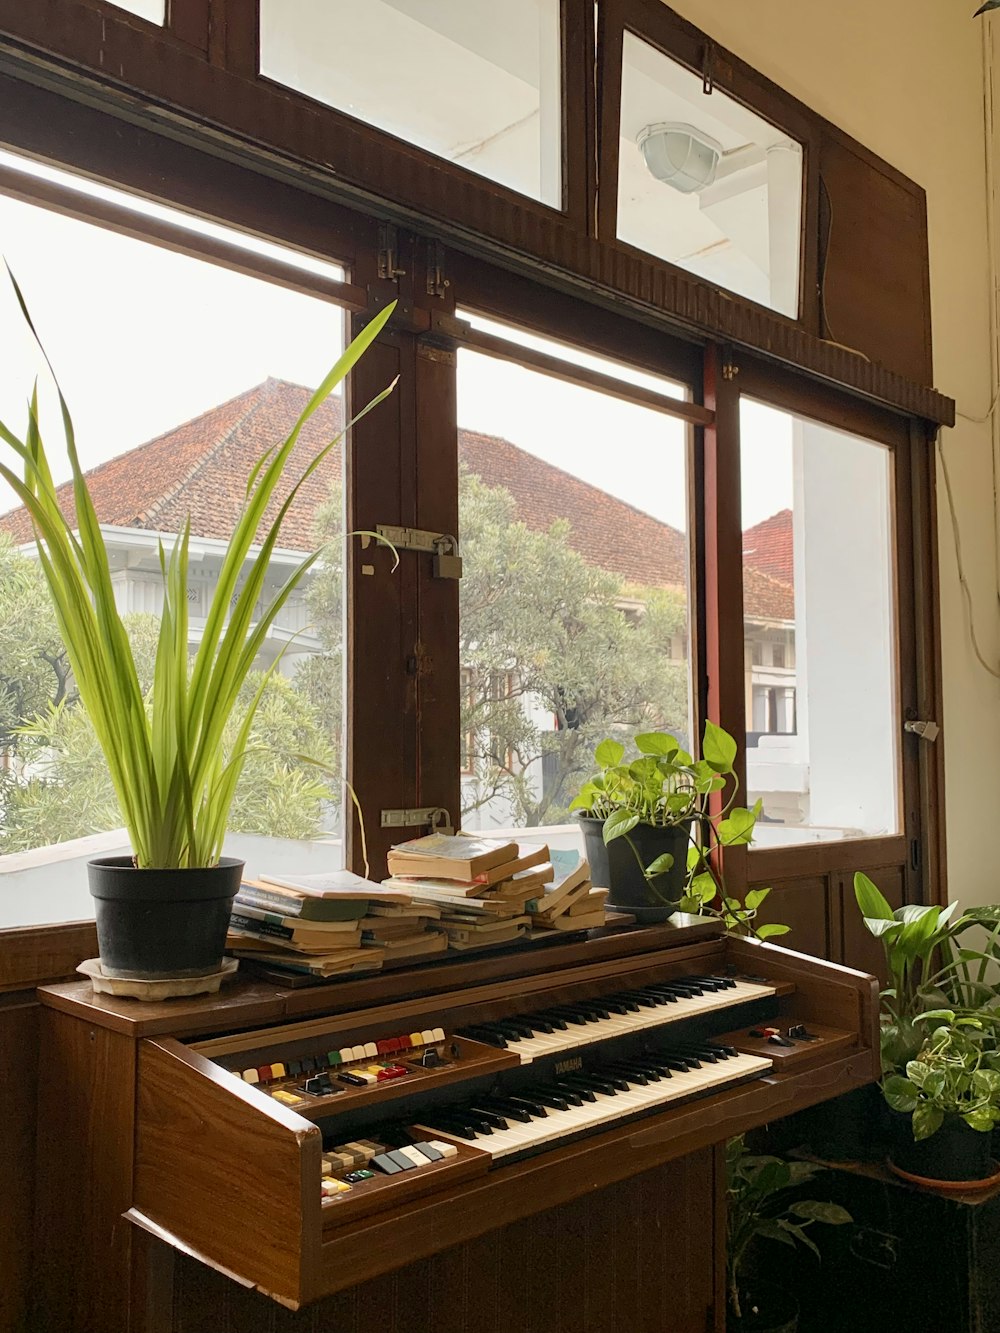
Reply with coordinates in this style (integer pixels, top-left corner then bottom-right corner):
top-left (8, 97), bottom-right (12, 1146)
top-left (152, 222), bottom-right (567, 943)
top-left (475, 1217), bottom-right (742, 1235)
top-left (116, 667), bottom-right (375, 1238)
top-left (35, 918), bottom-right (879, 1322)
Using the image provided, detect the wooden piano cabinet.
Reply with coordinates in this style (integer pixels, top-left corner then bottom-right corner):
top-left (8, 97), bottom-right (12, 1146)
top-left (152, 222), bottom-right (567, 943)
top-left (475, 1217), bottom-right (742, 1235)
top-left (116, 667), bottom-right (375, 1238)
top-left (157, 1148), bottom-right (720, 1333)
top-left (32, 922), bottom-right (879, 1332)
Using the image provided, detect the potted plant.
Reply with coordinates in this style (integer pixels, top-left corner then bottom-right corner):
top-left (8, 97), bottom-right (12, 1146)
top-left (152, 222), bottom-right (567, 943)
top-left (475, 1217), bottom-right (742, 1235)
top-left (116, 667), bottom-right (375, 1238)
top-left (883, 1013), bottom-right (1000, 1183)
top-left (726, 1136), bottom-right (851, 1332)
top-left (571, 720), bottom-right (787, 940)
top-left (0, 269), bottom-right (396, 984)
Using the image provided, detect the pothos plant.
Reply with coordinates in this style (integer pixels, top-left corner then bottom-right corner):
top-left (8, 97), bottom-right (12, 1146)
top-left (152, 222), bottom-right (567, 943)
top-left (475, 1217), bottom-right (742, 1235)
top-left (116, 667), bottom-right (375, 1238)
top-left (570, 721), bottom-right (789, 941)
top-left (726, 1136), bottom-right (851, 1323)
top-left (883, 1013), bottom-right (1000, 1140)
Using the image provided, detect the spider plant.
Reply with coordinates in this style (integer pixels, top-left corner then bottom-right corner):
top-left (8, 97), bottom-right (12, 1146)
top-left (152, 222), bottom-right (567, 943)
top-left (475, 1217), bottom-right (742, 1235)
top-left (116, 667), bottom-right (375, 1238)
top-left (0, 266), bottom-right (396, 869)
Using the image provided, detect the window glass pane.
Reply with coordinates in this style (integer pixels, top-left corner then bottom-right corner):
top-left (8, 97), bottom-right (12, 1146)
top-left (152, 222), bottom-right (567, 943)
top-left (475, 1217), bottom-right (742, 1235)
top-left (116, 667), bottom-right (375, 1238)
top-left (457, 330), bottom-right (693, 857)
top-left (741, 398), bottom-right (899, 846)
top-left (107, 0), bottom-right (165, 22)
top-left (0, 157), bottom-right (349, 926)
top-left (260, 0), bottom-right (562, 207)
top-left (618, 33), bottom-right (803, 318)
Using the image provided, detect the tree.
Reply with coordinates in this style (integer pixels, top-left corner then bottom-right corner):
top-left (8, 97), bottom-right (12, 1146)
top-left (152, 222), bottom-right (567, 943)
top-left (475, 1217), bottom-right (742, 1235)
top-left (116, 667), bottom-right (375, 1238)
top-left (457, 469), bottom-right (688, 826)
top-left (0, 611), bottom-right (335, 852)
top-left (0, 535), bottom-right (73, 758)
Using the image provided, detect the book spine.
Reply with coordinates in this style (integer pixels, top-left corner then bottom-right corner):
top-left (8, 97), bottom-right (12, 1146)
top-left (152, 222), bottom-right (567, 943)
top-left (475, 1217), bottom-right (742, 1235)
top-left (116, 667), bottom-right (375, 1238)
top-left (236, 887), bottom-right (305, 917)
top-left (230, 912), bottom-right (296, 942)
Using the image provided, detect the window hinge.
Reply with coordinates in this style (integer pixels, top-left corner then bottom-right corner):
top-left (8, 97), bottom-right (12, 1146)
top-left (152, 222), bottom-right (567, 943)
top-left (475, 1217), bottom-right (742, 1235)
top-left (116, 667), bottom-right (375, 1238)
top-left (378, 222), bottom-right (406, 280)
top-left (426, 240), bottom-right (450, 299)
top-left (381, 807), bottom-right (453, 834)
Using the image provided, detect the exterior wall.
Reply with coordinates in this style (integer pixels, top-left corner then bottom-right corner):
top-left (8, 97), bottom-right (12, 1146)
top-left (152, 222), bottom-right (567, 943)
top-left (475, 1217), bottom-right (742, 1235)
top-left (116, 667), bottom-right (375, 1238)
top-left (670, 0), bottom-right (998, 905)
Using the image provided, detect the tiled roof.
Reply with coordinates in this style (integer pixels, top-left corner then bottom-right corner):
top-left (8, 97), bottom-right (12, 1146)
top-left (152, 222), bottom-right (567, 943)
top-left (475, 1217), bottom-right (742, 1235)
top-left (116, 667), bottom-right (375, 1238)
top-left (0, 378), bottom-right (791, 618)
top-left (743, 509), bottom-right (793, 586)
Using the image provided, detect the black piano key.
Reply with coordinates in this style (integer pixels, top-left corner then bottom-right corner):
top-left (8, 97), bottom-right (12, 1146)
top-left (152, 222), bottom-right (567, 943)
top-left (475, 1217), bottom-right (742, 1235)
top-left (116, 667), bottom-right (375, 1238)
top-left (532, 1011), bottom-right (570, 1030)
top-left (544, 1007), bottom-right (592, 1026)
top-left (553, 1078), bottom-right (597, 1103)
top-left (609, 993), bottom-right (642, 1012)
top-left (508, 1095), bottom-right (550, 1117)
top-left (674, 1045), bottom-right (719, 1063)
top-left (562, 1073), bottom-right (618, 1096)
top-left (572, 1000), bottom-right (612, 1020)
top-left (537, 1083), bottom-right (583, 1106)
top-left (654, 1056), bottom-right (696, 1073)
top-left (602, 1063), bottom-right (650, 1085)
top-left (529, 1088), bottom-right (570, 1110)
top-left (458, 1110), bottom-right (495, 1135)
top-left (491, 1021), bottom-right (528, 1042)
top-left (477, 1096), bottom-right (533, 1124)
top-left (524, 1015), bottom-right (556, 1034)
top-left (618, 991), bottom-right (662, 1008)
top-left (686, 976), bottom-right (730, 991)
top-left (467, 1105), bottom-right (510, 1130)
top-left (611, 1059), bottom-right (662, 1082)
top-left (456, 1025), bottom-right (508, 1049)
top-left (425, 1113), bottom-right (480, 1138)
top-left (640, 985), bottom-right (680, 1003)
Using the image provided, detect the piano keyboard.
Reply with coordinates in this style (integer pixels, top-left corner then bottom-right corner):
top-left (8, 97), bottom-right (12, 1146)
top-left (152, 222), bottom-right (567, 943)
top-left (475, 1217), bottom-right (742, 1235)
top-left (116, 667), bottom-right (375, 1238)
top-left (456, 975), bottom-right (776, 1064)
top-left (412, 1042), bottom-right (773, 1163)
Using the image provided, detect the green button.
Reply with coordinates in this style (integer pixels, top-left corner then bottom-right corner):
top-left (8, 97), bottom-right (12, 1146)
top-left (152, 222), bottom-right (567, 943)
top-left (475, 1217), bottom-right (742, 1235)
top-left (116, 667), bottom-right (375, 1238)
top-left (327, 1050), bottom-right (342, 1065)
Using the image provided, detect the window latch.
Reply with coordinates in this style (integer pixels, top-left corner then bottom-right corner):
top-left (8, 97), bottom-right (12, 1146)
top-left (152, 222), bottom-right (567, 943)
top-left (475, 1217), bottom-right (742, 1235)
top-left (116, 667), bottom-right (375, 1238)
top-left (904, 719), bottom-right (939, 742)
top-left (381, 807), bottom-right (453, 834)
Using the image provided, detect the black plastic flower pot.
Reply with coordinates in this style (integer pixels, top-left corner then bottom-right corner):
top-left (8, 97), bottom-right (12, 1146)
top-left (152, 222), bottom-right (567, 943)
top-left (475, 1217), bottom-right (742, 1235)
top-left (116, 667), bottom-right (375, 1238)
top-left (88, 855), bottom-right (244, 979)
top-left (578, 815), bottom-right (690, 922)
top-left (727, 1284), bottom-right (799, 1333)
top-left (888, 1108), bottom-right (994, 1183)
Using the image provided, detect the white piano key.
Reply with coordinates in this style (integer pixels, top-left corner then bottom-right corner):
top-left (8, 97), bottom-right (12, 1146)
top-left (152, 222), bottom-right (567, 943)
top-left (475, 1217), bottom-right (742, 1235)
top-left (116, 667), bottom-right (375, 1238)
top-left (418, 1053), bottom-right (772, 1161)
top-left (511, 981), bottom-right (777, 1063)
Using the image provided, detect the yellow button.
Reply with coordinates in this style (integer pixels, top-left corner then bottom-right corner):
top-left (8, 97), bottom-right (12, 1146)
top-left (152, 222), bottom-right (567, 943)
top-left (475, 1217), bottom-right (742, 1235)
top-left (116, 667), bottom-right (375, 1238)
top-left (271, 1062), bottom-right (286, 1079)
top-left (410, 1032), bottom-right (424, 1047)
top-left (272, 1089), bottom-right (302, 1105)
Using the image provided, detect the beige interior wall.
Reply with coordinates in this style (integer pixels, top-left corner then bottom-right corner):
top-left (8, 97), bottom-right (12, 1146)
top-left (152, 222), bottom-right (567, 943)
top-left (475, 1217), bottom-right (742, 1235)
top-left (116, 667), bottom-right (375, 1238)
top-left (667, 0), bottom-right (999, 906)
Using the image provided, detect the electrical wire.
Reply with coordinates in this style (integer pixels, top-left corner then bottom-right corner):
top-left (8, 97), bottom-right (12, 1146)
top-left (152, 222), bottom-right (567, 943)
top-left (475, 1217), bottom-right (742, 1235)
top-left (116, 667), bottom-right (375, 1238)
top-left (937, 428), bottom-right (1000, 679)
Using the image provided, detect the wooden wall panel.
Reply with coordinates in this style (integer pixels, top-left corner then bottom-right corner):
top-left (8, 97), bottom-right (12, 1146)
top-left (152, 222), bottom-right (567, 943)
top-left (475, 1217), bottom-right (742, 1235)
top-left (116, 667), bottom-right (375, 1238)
top-left (752, 874), bottom-right (833, 962)
top-left (166, 1153), bottom-right (718, 1333)
top-left (0, 995), bottom-right (39, 1333)
top-left (820, 136), bottom-right (932, 385)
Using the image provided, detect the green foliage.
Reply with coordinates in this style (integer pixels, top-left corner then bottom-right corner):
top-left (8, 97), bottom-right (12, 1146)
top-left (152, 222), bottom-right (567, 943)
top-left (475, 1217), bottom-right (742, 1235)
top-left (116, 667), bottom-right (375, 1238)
top-left (572, 720), bottom-right (785, 940)
top-left (883, 1014), bottom-right (1000, 1139)
top-left (0, 628), bottom-right (335, 850)
top-left (0, 534), bottom-right (72, 754)
top-left (725, 1136), bottom-right (850, 1320)
top-left (455, 469), bottom-right (688, 827)
top-left (0, 266), bottom-right (394, 868)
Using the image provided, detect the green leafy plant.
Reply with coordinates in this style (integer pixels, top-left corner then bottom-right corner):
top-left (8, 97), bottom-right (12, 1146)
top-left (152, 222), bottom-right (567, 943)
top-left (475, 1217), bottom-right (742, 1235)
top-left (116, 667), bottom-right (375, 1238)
top-left (883, 1013), bottom-right (1000, 1140)
top-left (571, 721), bottom-right (787, 940)
top-left (853, 872), bottom-right (1000, 1072)
top-left (0, 267), bottom-right (396, 869)
top-left (726, 1136), bottom-right (851, 1322)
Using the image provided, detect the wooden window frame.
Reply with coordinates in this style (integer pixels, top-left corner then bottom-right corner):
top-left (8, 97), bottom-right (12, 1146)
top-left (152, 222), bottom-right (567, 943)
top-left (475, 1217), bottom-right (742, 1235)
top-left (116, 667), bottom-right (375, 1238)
top-left (0, 1), bottom-right (953, 424)
top-left (595, 0), bottom-right (821, 332)
top-left (0, 60), bottom-right (945, 981)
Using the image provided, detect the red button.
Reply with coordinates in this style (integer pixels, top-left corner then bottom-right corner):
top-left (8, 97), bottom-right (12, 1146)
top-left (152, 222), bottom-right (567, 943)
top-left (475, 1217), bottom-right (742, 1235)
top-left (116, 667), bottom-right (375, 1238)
top-left (376, 1040), bottom-right (392, 1055)
top-left (398, 1035), bottom-right (412, 1050)
top-left (257, 1065), bottom-right (273, 1083)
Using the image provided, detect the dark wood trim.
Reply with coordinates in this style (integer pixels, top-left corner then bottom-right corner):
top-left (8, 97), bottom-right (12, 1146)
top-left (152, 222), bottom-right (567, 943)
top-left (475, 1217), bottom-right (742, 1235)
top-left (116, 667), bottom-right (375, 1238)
top-left (0, 17), bottom-right (954, 424)
top-left (209, 0), bottom-right (258, 75)
top-left (0, 920), bottom-right (97, 990)
top-left (450, 322), bottom-right (713, 426)
top-left (0, 160), bottom-right (367, 311)
top-left (595, 0), bottom-right (624, 244)
top-left (168, 0), bottom-right (209, 55)
top-left (563, 0), bottom-right (596, 234)
top-left (748, 835), bottom-right (908, 884)
top-left (910, 419), bottom-right (948, 906)
top-left (703, 345), bottom-right (748, 897)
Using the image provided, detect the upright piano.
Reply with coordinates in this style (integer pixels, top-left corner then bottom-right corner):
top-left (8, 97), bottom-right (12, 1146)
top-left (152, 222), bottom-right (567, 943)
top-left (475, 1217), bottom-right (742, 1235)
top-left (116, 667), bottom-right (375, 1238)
top-left (33, 918), bottom-right (878, 1333)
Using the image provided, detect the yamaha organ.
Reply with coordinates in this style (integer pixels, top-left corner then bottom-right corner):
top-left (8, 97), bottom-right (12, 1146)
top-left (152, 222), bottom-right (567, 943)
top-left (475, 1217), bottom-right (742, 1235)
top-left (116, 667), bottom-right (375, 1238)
top-left (33, 918), bottom-right (878, 1332)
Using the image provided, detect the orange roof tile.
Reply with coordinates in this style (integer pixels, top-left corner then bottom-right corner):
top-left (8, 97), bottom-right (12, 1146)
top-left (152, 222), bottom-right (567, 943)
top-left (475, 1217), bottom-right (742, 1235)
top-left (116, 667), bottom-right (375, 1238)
top-left (0, 378), bottom-right (792, 619)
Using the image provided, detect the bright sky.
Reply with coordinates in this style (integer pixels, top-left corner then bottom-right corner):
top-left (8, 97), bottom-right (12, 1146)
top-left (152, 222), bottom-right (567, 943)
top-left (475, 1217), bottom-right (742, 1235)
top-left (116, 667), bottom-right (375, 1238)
top-left (0, 149), bottom-right (792, 532)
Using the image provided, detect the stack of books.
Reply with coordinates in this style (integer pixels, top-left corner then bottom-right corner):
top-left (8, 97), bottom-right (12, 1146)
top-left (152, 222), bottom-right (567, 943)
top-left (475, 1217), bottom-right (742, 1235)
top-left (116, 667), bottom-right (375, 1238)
top-left (528, 852), bottom-right (607, 931)
top-left (227, 869), bottom-right (411, 979)
top-left (383, 834), bottom-right (554, 951)
top-left (358, 899), bottom-right (448, 962)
